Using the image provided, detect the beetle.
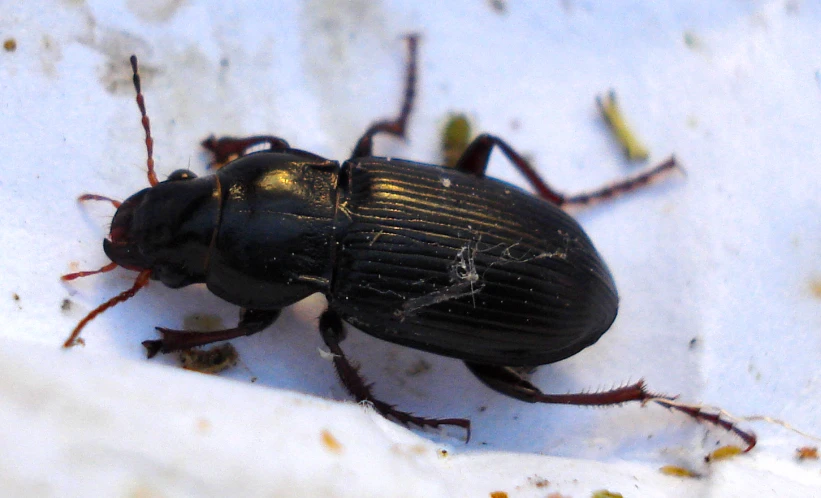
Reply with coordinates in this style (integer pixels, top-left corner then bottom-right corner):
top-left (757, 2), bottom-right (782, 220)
top-left (63, 35), bottom-right (755, 448)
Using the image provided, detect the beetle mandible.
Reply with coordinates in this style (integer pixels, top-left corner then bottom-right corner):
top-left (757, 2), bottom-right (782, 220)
top-left (63, 35), bottom-right (755, 448)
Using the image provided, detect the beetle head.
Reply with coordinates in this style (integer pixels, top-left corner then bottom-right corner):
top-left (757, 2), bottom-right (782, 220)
top-left (104, 170), bottom-right (219, 288)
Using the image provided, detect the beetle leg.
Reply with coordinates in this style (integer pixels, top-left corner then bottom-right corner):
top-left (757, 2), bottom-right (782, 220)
top-left (350, 35), bottom-right (419, 159)
top-left (454, 134), bottom-right (680, 207)
top-left (466, 362), bottom-right (757, 450)
top-left (453, 133), bottom-right (573, 200)
top-left (201, 135), bottom-right (291, 168)
top-left (319, 309), bottom-right (471, 438)
top-left (466, 362), bottom-right (658, 405)
top-left (559, 156), bottom-right (680, 207)
top-left (142, 308), bottom-right (281, 358)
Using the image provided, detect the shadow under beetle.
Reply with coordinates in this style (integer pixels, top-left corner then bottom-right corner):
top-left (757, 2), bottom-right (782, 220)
top-left (63, 35), bottom-right (755, 449)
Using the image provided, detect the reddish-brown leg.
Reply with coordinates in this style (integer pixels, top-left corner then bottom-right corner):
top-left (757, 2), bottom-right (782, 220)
top-left (350, 34), bottom-right (419, 159)
top-left (454, 134), bottom-right (680, 207)
top-left (143, 308), bottom-right (281, 358)
top-left (320, 309), bottom-right (471, 439)
top-left (466, 362), bottom-right (756, 451)
top-left (201, 135), bottom-right (291, 168)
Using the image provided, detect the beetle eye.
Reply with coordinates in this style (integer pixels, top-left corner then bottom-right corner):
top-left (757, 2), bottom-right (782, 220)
top-left (167, 169), bottom-right (197, 182)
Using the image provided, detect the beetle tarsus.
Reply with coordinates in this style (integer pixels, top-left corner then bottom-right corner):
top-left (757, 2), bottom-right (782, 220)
top-left (562, 156), bottom-right (681, 207)
top-left (320, 308), bottom-right (470, 437)
top-left (142, 340), bottom-right (162, 358)
top-left (650, 398), bottom-right (758, 452)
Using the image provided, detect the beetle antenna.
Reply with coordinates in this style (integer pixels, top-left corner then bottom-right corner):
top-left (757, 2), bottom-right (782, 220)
top-left (130, 55), bottom-right (158, 187)
top-left (63, 269), bottom-right (152, 348)
top-left (59, 196), bottom-right (123, 280)
top-left (78, 194), bottom-right (122, 209)
top-left (61, 261), bottom-right (118, 282)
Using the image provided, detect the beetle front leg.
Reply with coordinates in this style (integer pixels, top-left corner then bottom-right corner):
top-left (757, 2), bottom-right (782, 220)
top-left (454, 134), bottom-right (680, 207)
top-left (319, 309), bottom-right (471, 438)
top-left (465, 362), bottom-right (757, 450)
top-left (143, 308), bottom-right (281, 358)
top-left (201, 135), bottom-right (291, 168)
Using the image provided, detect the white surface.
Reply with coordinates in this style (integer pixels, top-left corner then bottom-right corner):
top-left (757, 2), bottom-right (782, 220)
top-left (1, 0), bottom-right (820, 496)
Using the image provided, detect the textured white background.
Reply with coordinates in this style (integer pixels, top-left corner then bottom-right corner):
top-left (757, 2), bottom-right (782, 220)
top-left (1, 0), bottom-right (820, 496)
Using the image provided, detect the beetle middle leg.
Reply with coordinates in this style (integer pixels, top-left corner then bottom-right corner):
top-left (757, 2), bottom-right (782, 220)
top-left (319, 308), bottom-right (471, 437)
top-left (454, 134), bottom-right (680, 207)
top-left (142, 308), bottom-right (281, 358)
top-left (201, 34), bottom-right (419, 166)
top-left (349, 34), bottom-right (419, 159)
top-left (466, 362), bottom-right (757, 450)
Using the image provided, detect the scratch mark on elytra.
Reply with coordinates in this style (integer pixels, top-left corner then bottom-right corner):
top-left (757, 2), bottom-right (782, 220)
top-left (362, 283), bottom-right (406, 299)
top-left (398, 237), bottom-right (486, 319)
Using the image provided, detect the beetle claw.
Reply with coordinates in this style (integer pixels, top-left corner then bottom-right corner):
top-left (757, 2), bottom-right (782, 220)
top-left (142, 339), bottom-right (163, 358)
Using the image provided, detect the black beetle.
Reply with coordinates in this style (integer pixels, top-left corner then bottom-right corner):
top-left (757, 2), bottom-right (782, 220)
top-left (64, 36), bottom-right (755, 448)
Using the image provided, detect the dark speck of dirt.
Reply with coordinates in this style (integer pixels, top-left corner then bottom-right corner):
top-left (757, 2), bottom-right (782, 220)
top-left (61, 299), bottom-right (72, 312)
top-left (405, 358), bottom-right (432, 377)
top-left (683, 31), bottom-right (703, 51)
top-left (3, 38), bottom-right (16, 52)
top-left (527, 476), bottom-right (549, 488)
top-left (488, 0), bottom-right (507, 14)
